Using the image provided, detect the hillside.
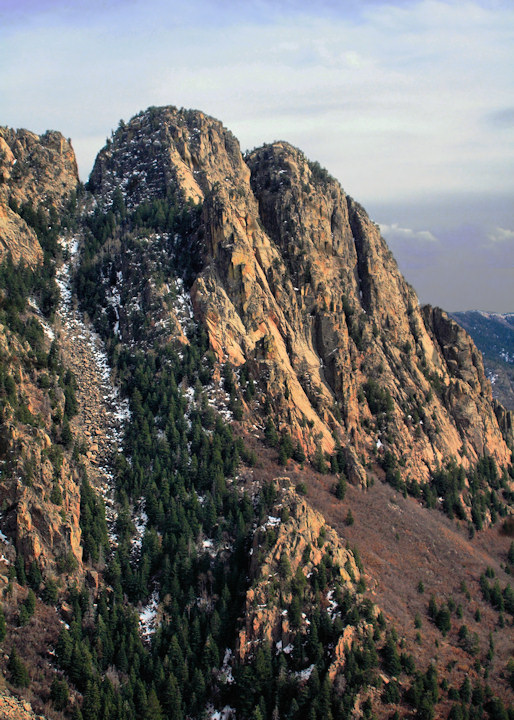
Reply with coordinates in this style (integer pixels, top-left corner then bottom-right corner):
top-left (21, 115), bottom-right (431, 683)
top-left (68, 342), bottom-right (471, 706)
top-left (0, 108), bottom-right (512, 720)
top-left (451, 311), bottom-right (514, 411)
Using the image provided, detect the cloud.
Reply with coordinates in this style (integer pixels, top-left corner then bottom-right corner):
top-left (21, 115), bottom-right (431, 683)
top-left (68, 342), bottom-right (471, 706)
top-left (377, 202), bottom-right (513, 312)
top-left (485, 107), bottom-right (514, 129)
top-left (379, 223), bottom-right (438, 244)
top-left (487, 227), bottom-right (514, 245)
top-left (1, 0), bottom-right (513, 203)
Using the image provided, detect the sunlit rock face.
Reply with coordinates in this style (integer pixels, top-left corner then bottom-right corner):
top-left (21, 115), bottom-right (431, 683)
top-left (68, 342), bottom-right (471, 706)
top-left (90, 105), bottom-right (512, 488)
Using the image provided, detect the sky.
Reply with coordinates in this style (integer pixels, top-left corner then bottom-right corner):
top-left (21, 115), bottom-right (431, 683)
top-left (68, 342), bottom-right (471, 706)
top-left (1, 0), bottom-right (513, 311)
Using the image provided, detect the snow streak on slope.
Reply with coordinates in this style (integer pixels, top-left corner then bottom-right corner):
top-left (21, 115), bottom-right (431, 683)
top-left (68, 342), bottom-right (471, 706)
top-left (55, 235), bottom-right (130, 543)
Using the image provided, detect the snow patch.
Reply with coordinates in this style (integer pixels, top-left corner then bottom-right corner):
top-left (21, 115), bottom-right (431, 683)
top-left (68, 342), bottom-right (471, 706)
top-left (131, 499), bottom-right (148, 556)
top-left (296, 664), bottom-right (315, 681)
top-left (139, 588), bottom-right (159, 640)
top-left (207, 705), bottom-right (236, 720)
top-left (0, 529), bottom-right (11, 545)
top-left (220, 648), bottom-right (234, 685)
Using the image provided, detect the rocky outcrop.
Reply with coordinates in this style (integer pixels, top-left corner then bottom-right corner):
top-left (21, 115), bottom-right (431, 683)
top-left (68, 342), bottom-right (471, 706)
top-left (0, 128), bottom-right (78, 214)
top-left (237, 480), bottom-right (360, 661)
top-left (0, 323), bottom-right (83, 583)
top-left (0, 134), bottom-right (41, 266)
top-left (247, 143), bottom-right (512, 478)
top-left (0, 693), bottom-right (47, 720)
top-left (0, 127), bottom-right (78, 266)
top-left (88, 106), bottom-right (512, 490)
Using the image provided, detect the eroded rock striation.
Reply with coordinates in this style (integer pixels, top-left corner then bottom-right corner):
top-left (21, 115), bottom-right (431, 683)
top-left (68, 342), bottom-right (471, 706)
top-left (89, 106), bottom-right (512, 488)
top-left (0, 105), bottom-right (513, 717)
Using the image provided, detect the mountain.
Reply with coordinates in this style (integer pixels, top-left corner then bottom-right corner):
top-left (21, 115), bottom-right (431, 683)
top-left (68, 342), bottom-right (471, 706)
top-left (0, 107), bottom-right (512, 720)
top-left (451, 311), bottom-right (514, 412)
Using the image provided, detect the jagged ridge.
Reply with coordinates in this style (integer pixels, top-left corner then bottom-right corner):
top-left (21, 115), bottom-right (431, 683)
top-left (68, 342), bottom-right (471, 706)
top-left (88, 106), bottom-right (512, 491)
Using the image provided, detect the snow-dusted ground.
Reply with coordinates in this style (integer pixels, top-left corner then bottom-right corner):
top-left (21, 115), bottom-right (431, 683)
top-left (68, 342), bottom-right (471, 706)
top-left (206, 705), bottom-right (236, 720)
top-left (220, 648), bottom-right (234, 685)
top-left (295, 663), bottom-right (315, 681)
top-left (139, 588), bottom-right (159, 641)
top-left (131, 499), bottom-right (148, 557)
top-left (0, 518), bottom-right (13, 566)
top-left (27, 297), bottom-right (55, 340)
top-left (55, 235), bottom-right (130, 543)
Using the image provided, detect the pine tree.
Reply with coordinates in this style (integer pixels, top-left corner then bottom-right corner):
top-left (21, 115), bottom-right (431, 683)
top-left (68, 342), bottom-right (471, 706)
top-left (8, 647), bottom-right (29, 687)
top-left (428, 594), bottom-right (437, 619)
top-left (51, 677), bottom-right (69, 710)
top-left (145, 688), bottom-right (163, 720)
top-left (27, 561), bottom-right (42, 590)
top-left (162, 673), bottom-right (183, 719)
top-left (82, 679), bottom-right (100, 720)
top-left (333, 475), bottom-right (347, 500)
top-left (313, 445), bottom-right (327, 473)
top-left (279, 552), bottom-right (292, 580)
top-left (25, 588), bottom-right (36, 617)
top-left (0, 604), bottom-right (6, 641)
top-left (382, 633), bottom-right (401, 677)
top-left (435, 604), bottom-right (451, 636)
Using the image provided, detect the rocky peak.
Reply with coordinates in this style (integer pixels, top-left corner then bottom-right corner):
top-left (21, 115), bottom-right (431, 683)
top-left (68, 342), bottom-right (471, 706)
top-left (88, 105), bottom-right (248, 209)
top-left (85, 107), bottom-right (512, 489)
top-left (0, 128), bottom-right (78, 211)
top-left (0, 127), bottom-right (78, 266)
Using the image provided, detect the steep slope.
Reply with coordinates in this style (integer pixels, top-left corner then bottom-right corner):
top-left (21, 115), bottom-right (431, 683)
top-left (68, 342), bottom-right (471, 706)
top-left (247, 144), bottom-right (512, 477)
top-left (88, 106), bottom-right (512, 491)
top-left (451, 311), bottom-right (514, 411)
top-left (77, 105), bottom-right (514, 717)
top-left (0, 131), bottom-right (112, 718)
top-left (0, 107), bottom-right (513, 720)
top-left (0, 128), bottom-right (84, 584)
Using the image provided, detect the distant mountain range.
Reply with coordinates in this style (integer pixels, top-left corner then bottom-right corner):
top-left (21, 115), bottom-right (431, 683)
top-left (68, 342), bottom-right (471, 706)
top-left (451, 311), bottom-right (514, 410)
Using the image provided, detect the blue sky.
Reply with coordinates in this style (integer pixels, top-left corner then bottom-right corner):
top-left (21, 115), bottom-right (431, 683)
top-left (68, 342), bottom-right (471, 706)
top-left (1, 0), bottom-right (513, 310)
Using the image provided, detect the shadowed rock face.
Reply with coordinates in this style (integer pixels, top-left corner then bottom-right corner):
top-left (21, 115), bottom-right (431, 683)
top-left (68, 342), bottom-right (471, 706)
top-left (0, 128), bottom-right (78, 266)
top-left (89, 106), bottom-right (512, 487)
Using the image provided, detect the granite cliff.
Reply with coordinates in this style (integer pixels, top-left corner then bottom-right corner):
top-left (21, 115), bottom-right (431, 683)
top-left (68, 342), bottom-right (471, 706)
top-left (0, 128), bottom-right (78, 267)
top-left (88, 107), bottom-right (512, 489)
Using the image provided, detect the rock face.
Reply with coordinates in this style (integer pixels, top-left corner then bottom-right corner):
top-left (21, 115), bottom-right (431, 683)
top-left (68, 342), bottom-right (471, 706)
top-left (451, 310), bottom-right (514, 411)
top-left (0, 127), bottom-right (83, 581)
top-left (0, 324), bottom-right (83, 584)
top-left (238, 480), bottom-right (361, 661)
top-left (89, 106), bottom-right (512, 487)
top-left (0, 692), bottom-right (47, 720)
top-left (0, 127), bottom-right (78, 265)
